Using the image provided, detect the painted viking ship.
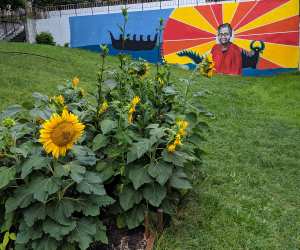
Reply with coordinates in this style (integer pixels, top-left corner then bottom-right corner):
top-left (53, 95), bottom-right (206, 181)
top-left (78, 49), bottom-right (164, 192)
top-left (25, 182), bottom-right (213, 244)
top-left (109, 31), bottom-right (158, 51)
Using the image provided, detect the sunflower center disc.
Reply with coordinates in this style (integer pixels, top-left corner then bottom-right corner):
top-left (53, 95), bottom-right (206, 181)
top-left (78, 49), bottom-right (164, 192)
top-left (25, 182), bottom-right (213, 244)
top-left (51, 122), bottom-right (76, 146)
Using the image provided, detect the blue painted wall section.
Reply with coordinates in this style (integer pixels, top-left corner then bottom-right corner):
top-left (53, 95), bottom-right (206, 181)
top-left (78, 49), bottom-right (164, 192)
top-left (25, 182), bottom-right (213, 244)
top-left (70, 9), bottom-right (173, 62)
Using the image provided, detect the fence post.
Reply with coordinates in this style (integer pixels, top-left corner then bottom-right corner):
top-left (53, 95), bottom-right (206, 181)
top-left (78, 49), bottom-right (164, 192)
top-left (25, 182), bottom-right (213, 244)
top-left (142, 0), bottom-right (144, 11)
top-left (160, 0), bottom-right (161, 9)
top-left (177, 0), bottom-right (179, 7)
top-left (108, 0), bottom-right (110, 13)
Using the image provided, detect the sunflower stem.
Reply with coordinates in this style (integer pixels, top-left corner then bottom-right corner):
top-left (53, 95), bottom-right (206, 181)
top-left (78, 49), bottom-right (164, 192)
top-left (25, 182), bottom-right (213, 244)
top-left (61, 181), bottom-right (75, 198)
top-left (96, 45), bottom-right (108, 128)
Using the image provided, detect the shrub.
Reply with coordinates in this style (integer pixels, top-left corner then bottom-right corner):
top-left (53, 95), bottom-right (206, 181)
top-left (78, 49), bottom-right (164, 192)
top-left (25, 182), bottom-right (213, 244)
top-left (0, 12), bottom-right (210, 250)
top-left (35, 32), bottom-right (55, 46)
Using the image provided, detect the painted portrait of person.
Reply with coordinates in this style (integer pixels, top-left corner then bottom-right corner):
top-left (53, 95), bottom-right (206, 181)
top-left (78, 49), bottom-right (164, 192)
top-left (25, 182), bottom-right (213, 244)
top-left (211, 23), bottom-right (242, 76)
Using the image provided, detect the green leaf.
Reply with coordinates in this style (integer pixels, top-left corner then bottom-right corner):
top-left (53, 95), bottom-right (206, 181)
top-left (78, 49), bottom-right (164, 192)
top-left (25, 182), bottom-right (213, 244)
top-left (103, 79), bottom-right (117, 91)
top-left (161, 199), bottom-right (176, 215)
top-left (42, 218), bottom-right (76, 241)
top-left (24, 203), bottom-right (46, 227)
top-left (77, 196), bottom-right (101, 216)
top-left (33, 177), bottom-right (61, 202)
top-left (169, 171), bottom-right (192, 190)
top-left (1, 212), bottom-right (14, 232)
top-left (76, 195), bottom-right (114, 216)
top-left (32, 92), bottom-right (49, 103)
top-left (16, 220), bottom-right (43, 244)
top-left (125, 204), bottom-right (146, 229)
top-left (47, 199), bottom-right (76, 225)
top-left (142, 183), bottom-right (166, 207)
top-left (89, 195), bottom-right (115, 207)
top-left (21, 156), bottom-right (50, 179)
top-left (100, 119), bottom-right (117, 135)
top-left (76, 172), bottom-right (105, 195)
top-left (119, 185), bottom-right (142, 211)
top-left (163, 86), bottom-right (178, 96)
top-left (10, 147), bottom-right (28, 157)
top-left (5, 187), bottom-right (33, 213)
top-left (0, 105), bottom-right (23, 120)
top-left (128, 165), bottom-right (152, 190)
top-left (53, 162), bottom-right (69, 178)
top-left (127, 139), bottom-right (151, 163)
top-left (9, 232), bottom-right (16, 240)
top-left (68, 218), bottom-right (96, 250)
top-left (162, 150), bottom-right (187, 167)
top-left (146, 124), bottom-right (159, 129)
top-left (149, 126), bottom-right (166, 139)
top-left (31, 237), bottom-right (58, 250)
top-left (92, 134), bottom-right (108, 151)
top-left (0, 166), bottom-right (15, 189)
top-left (2, 232), bottom-right (10, 248)
top-left (95, 162), bottom-right (114, 182)
top-left (95, 221), bottom-right (108, 244)
top-left (148, 162), bottom-right (173, 185)
top-left (72, 146), bottom-right (97, 166)
top-left (69, 163), bottom-right (86, 183)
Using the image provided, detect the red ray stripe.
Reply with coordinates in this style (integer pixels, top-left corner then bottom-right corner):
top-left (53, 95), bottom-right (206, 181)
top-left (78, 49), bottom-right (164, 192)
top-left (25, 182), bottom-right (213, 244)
top-left (211, 4), bottom-right (223, 26)
top-left (236, 32), bottom-right (299, 46)
top-left (163, 18), bottom-right (215, 41)
top-left (237, 16), bottom-right (299, 35)
top-left (257, 57), bottom-right (282, 69)
top-left (231, 1), bottom-right (257, 29)
top-left (235, 0), bottom-right (291, 31)
top-left (162, 38), bottom-right (215, 55)
top-left (195, 5), bottom-right (219, 29)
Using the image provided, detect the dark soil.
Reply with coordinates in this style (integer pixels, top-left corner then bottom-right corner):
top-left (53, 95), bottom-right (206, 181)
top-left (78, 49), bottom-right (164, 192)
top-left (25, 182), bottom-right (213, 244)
top-left (89, 224), bottom-right (147, 250)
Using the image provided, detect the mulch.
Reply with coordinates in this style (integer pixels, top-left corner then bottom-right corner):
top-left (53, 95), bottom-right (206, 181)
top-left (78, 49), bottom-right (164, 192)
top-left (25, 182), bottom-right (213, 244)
top-left (89, 225), bottom-right (149, 250)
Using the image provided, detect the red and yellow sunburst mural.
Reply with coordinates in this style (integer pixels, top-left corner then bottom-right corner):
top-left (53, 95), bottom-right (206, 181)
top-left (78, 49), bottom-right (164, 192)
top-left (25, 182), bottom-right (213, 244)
top-left (162, 0), bottom-right (299, 71)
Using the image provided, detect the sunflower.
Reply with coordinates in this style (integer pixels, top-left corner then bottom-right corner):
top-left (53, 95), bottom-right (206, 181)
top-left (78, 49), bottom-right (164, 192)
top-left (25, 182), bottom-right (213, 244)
top-left (131, 96), bottom-right (141, 106)
top-left (137, 63), bottom-right (150, 78)
top-left (128, 96), bottom-right (141, 124)
top-left (39, 109), bottom-right (85, 159)
top-left (199, 54), bottom-right (215, 78)
top-left (72, 77), bottom-right (80, 88)
top-left (98, 100), bottom-right (109, 114)
top-left (51, 95), bottom-right (65, 106)
top-left (167, 144), bottom-right (176, 153)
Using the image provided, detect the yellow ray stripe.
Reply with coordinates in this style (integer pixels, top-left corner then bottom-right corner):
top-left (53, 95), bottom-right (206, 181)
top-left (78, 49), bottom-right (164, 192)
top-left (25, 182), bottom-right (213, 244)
top-left (164, 40), bottom-right (216, 64)
top-left (170, 7), bottom-right (217, 35)
top-left (234, 38), bottom-right (299, 68)
top-left (235, 0), bottom-right (299, 34)
top-left (222, 2), bottom-right (239, 24)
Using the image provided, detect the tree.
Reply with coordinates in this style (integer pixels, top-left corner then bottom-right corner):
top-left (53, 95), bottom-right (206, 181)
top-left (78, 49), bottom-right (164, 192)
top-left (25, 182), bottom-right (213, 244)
top-left (0, 0), bottom-right (25, 10)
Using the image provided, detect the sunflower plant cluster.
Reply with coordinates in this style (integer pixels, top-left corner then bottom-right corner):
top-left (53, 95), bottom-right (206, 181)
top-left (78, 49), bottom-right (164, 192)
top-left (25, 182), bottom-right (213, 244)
top-left (199, 53), bottom-right (216, 78)
top-left (0, 15), bottom-right (210, 250)
top-left (0, 81), bottom-right (114, 250)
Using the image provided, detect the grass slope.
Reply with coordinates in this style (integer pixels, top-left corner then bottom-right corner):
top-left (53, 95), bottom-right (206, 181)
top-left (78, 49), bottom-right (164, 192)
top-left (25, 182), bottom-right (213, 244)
top-left (1, 42), bottom-right (300, 250)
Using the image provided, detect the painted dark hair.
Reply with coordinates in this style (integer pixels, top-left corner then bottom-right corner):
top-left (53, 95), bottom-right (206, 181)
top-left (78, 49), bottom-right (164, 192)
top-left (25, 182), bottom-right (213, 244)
top-left (217, 23), bottom-right (233, 36)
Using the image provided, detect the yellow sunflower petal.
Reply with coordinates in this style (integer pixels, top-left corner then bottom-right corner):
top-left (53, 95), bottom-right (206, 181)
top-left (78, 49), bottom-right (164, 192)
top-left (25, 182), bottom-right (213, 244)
top-left (39, 110), bottom-right (85, 159)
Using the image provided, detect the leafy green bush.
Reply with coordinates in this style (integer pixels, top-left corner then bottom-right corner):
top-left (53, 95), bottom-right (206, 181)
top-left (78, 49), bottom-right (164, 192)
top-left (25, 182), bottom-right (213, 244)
top-left (0, 11), bottom-right (209, 250)
top-left (35, 32), bottom-right (55, 46)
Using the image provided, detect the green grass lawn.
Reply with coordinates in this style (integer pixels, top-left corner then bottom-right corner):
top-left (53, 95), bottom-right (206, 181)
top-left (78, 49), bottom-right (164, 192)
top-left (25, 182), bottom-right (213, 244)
top-left (1, 42), bottom-right (300, 250)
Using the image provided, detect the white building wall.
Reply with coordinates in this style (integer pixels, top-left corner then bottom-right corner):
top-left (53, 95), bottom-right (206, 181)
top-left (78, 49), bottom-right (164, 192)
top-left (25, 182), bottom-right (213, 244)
top-left (27, 17), bottom-right (70, 45)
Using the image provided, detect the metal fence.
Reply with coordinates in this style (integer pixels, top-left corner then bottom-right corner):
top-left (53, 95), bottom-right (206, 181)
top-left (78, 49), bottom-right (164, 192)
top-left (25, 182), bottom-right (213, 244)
top-left (0, 13), bottom-right (26, 40)
top-left (32, 0), bottom-right (229, 18)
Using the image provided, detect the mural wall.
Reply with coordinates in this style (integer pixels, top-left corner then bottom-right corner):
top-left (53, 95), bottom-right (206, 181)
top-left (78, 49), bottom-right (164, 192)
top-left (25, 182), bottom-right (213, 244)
top-left (70, 0), bottom-right (299, 76)
top-left (162, 0), bottom-right (299, 75)
top-left (70, 9), bottom-right (173, 62)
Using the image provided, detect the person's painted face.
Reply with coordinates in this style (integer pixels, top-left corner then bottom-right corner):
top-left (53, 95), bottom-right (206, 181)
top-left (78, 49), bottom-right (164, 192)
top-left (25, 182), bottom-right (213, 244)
top-left (218, 27), bottom-right (231, 45)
